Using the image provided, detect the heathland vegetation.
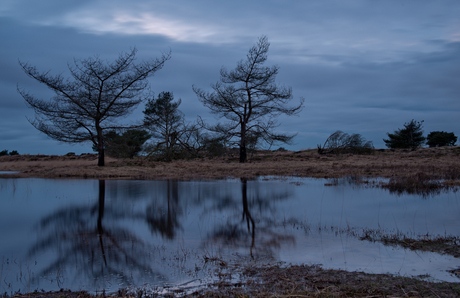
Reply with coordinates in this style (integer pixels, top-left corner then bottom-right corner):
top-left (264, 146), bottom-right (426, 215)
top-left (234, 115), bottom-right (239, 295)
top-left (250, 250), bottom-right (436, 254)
top-left (1, 146), bottom-right (460, 186)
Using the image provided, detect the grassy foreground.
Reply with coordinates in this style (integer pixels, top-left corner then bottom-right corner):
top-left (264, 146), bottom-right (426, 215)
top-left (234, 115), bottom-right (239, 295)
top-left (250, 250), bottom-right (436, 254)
top-left (2, 147), bottom-right (460, 297)
top-left (1, 146), bottom-right (460, 182)
top-left (8, 265), bottom-right (460, 297)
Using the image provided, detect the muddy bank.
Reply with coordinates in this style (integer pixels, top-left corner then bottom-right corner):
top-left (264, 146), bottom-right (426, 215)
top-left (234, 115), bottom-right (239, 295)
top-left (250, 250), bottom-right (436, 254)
top-left (1, 147), bottom-right (460, 182)
top-left (195, 264), bottom-right (460, 297)
top-left (8, 264), bottom-right (460, 297)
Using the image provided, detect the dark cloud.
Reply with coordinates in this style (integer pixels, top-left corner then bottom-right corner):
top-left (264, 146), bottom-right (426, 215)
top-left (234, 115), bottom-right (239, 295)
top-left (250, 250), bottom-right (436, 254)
top-left (0, 1), bottom-right (459, 154)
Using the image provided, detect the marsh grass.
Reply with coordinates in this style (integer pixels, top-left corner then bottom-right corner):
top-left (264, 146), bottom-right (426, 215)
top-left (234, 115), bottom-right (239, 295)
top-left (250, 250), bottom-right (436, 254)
top-left (362, 232), bottom-right (460, 258)
top-left (190, 226), bottom-right (460, 297)
top-left (378, 167), bottom-right (460, 196)
top-left (306, 222), bottom-right (460, 259)
top-left (8, 264), bottom-right (460, 298)
top-left (195, 264), bottom-right (460, 297)
top-left (381, 173), bottom-right (450, 196)
top-left (0, 258), bottom-right (36, 298)
top-left (2, 147), bottom-right (460, 183)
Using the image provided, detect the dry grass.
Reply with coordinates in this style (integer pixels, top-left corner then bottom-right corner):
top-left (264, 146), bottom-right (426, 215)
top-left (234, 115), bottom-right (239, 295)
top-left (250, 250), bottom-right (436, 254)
top-left (1, 147), bottom-right (460, 182)
top-left (381, 172), bottom-right (458, 196)
top-left (10, 265), bottom-right (460, 298)
top-left (191, 264), bottom-right (460, 297)
top-left (379, 235), bottom-right (460, 258)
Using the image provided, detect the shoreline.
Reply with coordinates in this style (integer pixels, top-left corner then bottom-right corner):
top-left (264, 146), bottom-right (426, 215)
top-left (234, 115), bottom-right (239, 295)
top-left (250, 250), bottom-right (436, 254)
top-left (1, 147), bottom-right (460, 182)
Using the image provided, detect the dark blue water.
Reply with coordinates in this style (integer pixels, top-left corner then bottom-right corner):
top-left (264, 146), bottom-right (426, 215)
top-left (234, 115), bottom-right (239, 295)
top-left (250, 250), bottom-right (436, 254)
top-left (1, 177), bottom-right (459, 295)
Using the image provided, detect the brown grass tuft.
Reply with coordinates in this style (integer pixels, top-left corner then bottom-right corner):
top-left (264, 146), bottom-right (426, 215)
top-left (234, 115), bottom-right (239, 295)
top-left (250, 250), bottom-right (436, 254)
top-left (1, 147), bottom-right (460, 183)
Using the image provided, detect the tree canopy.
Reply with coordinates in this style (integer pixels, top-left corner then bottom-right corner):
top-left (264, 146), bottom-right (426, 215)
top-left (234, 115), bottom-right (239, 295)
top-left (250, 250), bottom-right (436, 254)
top-left (98, 129), bottom-right (150, 159)
top-left (143, 92), bottom-right (193, 160)
top-left (383, 119), bottom-right (425, 149)
top-left (18, 48), bottom-right (170, 166)
top-left (193, 36), bottom-right (304, 163)
top-left (426, 131), bottom-right (457, 147)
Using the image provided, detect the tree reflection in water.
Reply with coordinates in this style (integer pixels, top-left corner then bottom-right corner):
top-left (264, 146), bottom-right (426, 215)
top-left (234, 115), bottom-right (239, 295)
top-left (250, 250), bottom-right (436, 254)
top-left (27, 180), bottom-right (165, 290)
top-left (203, 178), bottom-right (295, 260)
top-left (25, 179), bottom-right (298, 291)
top-left (145, 181), bottom-right (182, 239)
top-left (1, 177), bottom-right (457, 294)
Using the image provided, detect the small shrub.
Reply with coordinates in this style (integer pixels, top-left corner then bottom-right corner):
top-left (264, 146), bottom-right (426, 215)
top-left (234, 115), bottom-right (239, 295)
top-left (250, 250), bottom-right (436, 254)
top-left (426, 131), bottom-right (457, 147)
top-left (318, 131), bottom-right (373, 155)
top-left (0, 150), bottom-right (9, 156)
top-left (205, 140), bottom-right (226, 158)
top-left (9, 150), bottom-right (19, 156)
top-left (97, 129), bottom-right (150, 159)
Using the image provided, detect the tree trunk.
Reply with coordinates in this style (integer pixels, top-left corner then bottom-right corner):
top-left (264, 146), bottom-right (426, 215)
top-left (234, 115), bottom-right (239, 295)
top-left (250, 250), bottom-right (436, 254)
top-left (98, 149), bottom-right (105, 167)
top-left (97, 180), bottom-right (105, 232)
top-left (97, 180), bottom-right (107, 266)
top-left (97, 136), bottom-right (105, 166)
top-left (239, 145), bottom-right (246, 163)
top-left (239, 123), bottom-right (247, 163)
top-left (96, 123), bottom-right (105, 166)
top-left (241, 178), bottom-right (255, 257)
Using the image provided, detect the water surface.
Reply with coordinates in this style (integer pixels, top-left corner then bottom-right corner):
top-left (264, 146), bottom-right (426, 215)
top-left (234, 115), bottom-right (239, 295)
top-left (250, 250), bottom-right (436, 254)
top-left (0, 177), bottom-right (459, 295)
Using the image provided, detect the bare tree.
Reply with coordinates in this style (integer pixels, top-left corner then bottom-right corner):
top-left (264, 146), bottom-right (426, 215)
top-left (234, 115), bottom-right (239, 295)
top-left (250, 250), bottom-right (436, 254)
top-left (18, 48), bottom-right (170, 166)
top-left (193, 36), bottom-right (304, 163)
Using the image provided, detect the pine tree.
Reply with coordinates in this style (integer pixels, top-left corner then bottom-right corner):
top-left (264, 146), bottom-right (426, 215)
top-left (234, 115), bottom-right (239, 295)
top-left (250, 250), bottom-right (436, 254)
top-left (383, 119), bottom-right (425, 149)
top-left (143, 92), bottom-right (185, 160)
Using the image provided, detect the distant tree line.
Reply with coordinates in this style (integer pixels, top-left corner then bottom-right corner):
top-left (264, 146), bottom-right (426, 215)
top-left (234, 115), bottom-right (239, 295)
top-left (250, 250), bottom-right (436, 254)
top-left (0, 150), bottom-right (19, 156)
top-left (317, 119), bottom-right (457, 155)
top-left (426, 131), bottom-right (457, 147)
top-left (383, 119), bottom-right (457, 149)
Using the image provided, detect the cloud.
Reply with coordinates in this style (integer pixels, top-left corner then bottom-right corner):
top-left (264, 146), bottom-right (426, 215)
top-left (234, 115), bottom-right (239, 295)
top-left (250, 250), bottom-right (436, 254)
top-left (0, 1), bottom-right (243, 44)
top-left (1, 1), bottom-right (460, 153)
top-left (3, 1), bottom-right (459, 50)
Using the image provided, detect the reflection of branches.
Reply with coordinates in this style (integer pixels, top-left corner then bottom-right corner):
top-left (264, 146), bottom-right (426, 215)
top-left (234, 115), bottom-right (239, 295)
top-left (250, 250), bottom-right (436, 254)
top-left (203, 178), bottom-right (295, 260)
top-left (28, 180), bottom-right (165, 288)
top-left (242, 179), bottom-right (255, 256)
top-left (145, 181), bottom-right (182, 239)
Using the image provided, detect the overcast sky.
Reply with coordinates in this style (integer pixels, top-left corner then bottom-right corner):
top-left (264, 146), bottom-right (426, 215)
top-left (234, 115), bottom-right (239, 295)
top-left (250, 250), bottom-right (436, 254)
top-left (1, 0), bottom-right (459, 155)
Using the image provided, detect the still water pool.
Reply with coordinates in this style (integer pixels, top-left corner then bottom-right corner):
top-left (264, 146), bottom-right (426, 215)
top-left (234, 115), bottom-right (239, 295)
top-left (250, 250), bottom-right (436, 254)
top-left (0, 177), bottom-right (459, 294)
